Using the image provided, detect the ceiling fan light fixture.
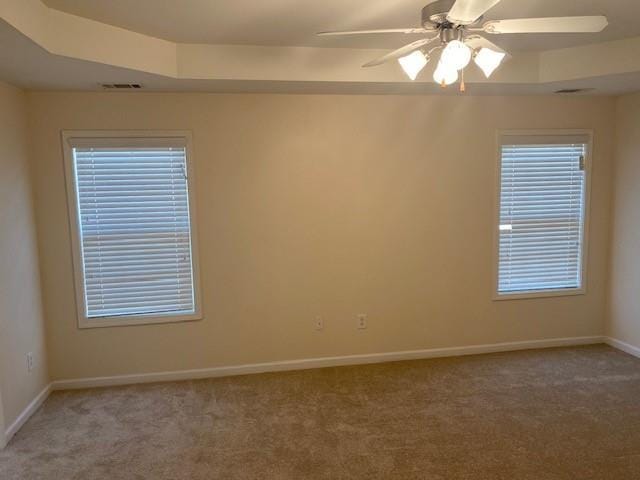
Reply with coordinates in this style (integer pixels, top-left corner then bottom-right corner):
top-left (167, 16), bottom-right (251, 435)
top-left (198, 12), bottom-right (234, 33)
top-left (398, 50), bottom-right (429, 81)
top-left (474, 47), bottom-right (506, 78)
top-left (318, 1), bottom-right (608, 92)
top-left (440, 40), bottom-right (472, 71)
top-left (433, 61), bottom-right (458, 86)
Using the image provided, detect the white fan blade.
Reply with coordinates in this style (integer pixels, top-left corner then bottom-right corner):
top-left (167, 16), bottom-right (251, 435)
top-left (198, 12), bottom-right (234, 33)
top-left (483, 16), bottom-right (608, 34)
top-left (363, 37), bottom-right (438, 67)
top-left (447, 0), bottom-right (502, 25)
top-left (465, 35), bottom-right (510, 57)
top-left (317, 28), bottom-right (429, 36)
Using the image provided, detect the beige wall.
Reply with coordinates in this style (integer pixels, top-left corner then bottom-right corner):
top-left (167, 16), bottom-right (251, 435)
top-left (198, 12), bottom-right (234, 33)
top-left (0, 81), bottom-right (49, 433)
top-left (608, 93), bottom-right (640, 346)
top-left (27, 92), bottom-right (615, 381)
top-left (0, 392), bottom-right (5, 448)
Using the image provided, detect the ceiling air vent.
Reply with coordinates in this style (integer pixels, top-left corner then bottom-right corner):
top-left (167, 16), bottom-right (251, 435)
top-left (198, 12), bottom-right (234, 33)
top-left (101, 83), bottom-right (142, 89)
top-left (554, 88), bottom-right (594, 94)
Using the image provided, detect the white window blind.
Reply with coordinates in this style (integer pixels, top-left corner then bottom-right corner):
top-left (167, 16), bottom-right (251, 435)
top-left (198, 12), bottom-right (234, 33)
top-left (497, 137), bottom-right (588, 295)
top-left (70, 140), bottom-right (197, 320)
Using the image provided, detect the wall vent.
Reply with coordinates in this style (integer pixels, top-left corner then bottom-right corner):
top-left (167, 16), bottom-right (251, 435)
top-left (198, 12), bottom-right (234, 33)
top-left (101, 83), bottom-right (143, 89)
top-left (554, 88), bottom-right (594, 94)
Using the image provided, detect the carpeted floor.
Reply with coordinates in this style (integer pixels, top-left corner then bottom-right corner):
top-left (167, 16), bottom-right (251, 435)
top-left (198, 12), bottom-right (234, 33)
top-left (1, 345), bottom-right (640, 479)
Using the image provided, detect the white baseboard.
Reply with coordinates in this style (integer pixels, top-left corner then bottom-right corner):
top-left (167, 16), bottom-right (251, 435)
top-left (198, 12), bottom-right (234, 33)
top-left (1, 335), bottom-right (609, 449)
top-left (52, 335), bottom-right (604, 391)
top-left (4, 383), bottom-right (52, 446)
top-left (604, 337), bottom-right (640, 358)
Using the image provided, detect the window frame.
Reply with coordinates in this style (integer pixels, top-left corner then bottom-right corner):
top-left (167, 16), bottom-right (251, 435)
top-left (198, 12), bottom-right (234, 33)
top-left (62, 130), bottom-right (203, 328)
top-left (492, 129), bottom-right (593, 301)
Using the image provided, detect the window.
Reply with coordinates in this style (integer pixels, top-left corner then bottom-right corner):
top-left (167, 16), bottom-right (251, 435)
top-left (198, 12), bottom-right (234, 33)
top-left (495, 131), bottom-right (591, 299)
top-left (62, 132), bottom-right (201, 328)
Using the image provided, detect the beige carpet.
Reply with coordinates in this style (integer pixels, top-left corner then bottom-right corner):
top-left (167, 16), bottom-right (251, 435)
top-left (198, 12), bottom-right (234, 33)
top-left (2, 345), bottom-right (640, 479)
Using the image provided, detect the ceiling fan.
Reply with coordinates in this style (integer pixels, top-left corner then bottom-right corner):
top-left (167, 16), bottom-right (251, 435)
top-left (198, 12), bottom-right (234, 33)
top-left (318, 0), bottom-right (608, 90)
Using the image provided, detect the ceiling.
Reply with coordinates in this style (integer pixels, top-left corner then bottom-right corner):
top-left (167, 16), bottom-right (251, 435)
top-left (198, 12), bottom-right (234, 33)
top-left (43, 0), bottom-right (640, 51)
top-left (2, 13), bottom-right (636, 96)
top-left (1, 0), bottom-right (639, 95)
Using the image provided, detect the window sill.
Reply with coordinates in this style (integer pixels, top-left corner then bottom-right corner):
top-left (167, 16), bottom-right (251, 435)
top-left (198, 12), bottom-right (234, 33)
top-left (78, 311), bottom-right (203, 329)
top-left (493, 288), bottom-right (585, 301)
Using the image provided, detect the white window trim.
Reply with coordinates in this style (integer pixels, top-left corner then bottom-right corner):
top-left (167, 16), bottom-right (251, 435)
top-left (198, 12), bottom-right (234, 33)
top-left (492, 129), bottom-right (593, 301)
top-left (62, 130), bottom-right (203, 328)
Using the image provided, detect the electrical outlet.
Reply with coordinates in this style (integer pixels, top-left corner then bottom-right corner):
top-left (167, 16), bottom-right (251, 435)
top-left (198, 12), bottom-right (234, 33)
top-left (27, 352), bottom-right (34, 372)
top-left (357, 314), bottom-right (367, 330)
top-left (315, 317), bottom-right (324, 331)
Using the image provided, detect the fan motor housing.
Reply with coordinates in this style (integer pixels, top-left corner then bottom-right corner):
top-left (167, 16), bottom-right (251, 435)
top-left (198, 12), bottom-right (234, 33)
top-left (422, 0), bottom-right (483, 28)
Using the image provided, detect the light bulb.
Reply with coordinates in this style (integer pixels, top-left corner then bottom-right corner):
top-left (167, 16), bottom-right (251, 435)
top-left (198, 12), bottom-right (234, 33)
top-left (474, 47), bottom-right (506, 78)
top-left (433, 61), bottom-right (458, 86)
top-left (441, 40), bottom-right (472, 71)
top-left (398, 50), bottom-right (428, 81)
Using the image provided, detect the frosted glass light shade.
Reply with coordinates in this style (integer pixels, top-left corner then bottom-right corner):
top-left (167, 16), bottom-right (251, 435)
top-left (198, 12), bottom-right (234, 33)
top-left (433, 61), bottom-right (458, 86)
top-left (398, 51), bottom-right (428, 80)
top-left (474, 47), bottom-right (506, 78)
top-left (441, 40), bottom-right (472, 71)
